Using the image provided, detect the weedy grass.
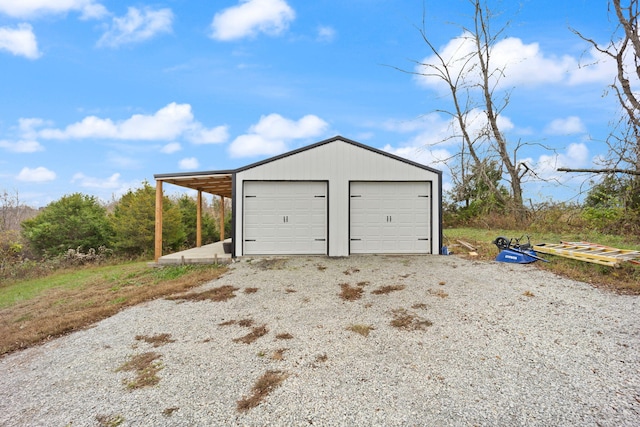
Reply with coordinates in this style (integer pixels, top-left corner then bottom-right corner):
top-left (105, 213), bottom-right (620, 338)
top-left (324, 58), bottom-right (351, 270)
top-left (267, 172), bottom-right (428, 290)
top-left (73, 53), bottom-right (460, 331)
top-left (271, 348), bottom-right (288, 360)
top-left (219, 318), bottom-right (255, 327)
top-left (237, 370), bottom-right (289, 412)
top-left (233, 325), bottom-right (269, 344)
top-left (244, 287), bottom-right (259, 294)
top-left (275, 332), bottom-right (293, 340)
top-left (371, 285), bottom-right (406, 295)
top-left (167, 285), bottom-right (238, 302)
top-left (339, 283), bottom-right (363, 301)
top-left (134, 333), bottom-right (175, 347)
top-left (95, 414), bottom-right (125, 427)
top-left (253, 259), bottom-right (288, 270)
top-left (0, 263), bottom-right (226, 356)
top-left (523, 290), bottom-right (535, 297)
top-left (162, 407), bottom-right (179, 417)
top-left (428, 289), bottom-right (449, 298)
top-left (116, 352), bottom-right (163, 390)
top-left (390, 308), bottom-right (433, 331)
top-left (445, 227), bottom-right (640, 294)
top-left (347, 324), bottom-right (374, 337)
top-left (343, 267), bottom-right (360, 275)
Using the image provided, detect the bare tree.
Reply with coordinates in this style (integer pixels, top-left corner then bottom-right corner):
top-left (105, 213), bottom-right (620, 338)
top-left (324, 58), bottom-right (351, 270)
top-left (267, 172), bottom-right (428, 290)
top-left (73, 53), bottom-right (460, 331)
top-left (409, 0), bottom-right (530, 214)
top-left (0, 189), bottom-right (36, 232)
top-left (565, 0), bottom-right (640, 189)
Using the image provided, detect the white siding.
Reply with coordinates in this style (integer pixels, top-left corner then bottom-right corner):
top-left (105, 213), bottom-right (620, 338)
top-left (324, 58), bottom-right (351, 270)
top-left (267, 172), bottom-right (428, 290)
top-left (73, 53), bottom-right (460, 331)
top-left (234, 139), bottom-right (441, 257)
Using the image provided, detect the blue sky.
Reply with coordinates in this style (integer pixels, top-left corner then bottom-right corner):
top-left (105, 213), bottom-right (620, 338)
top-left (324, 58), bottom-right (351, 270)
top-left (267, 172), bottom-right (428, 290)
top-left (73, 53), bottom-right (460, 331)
top-left (0, 0), bottom-right (620, 207)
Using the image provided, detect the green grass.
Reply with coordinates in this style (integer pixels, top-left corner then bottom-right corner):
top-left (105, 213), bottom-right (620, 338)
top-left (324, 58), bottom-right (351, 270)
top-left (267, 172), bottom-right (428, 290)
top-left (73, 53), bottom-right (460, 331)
top-left (445, 227), bottom-right (640, 294)
top-left (0, 262), bottom-right (227, 355)
top-left (0, 263), bottom-right (146, 308)
top-left (444, 227), bottom-right (640, 251)
top-left (0, 262), bottom-right (221, 309)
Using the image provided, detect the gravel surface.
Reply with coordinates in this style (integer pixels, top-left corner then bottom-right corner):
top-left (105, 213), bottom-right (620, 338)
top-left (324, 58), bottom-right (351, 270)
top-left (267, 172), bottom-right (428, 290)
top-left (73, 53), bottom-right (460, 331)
top-left (0, 255), bottom-right (638, 426)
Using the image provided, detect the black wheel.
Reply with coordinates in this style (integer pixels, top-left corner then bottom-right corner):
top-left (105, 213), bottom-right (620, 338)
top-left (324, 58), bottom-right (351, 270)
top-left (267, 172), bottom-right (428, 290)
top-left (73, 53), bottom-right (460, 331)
top-left (493, 236), bottom-right (510, 250)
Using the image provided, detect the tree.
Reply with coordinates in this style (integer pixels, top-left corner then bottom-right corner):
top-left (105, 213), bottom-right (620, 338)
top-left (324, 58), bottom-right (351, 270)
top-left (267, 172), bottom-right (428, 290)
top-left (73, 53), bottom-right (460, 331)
top-left (0, 189), bottom-right (36, 232)
top-left (564, 0), bottom-right (640, 209)
top-left (176, 194), bottom-right (218, 246)
top-left (449, 158), bottom-right (508, 217)
top-left (21, 193), bottom-right (113, 257)
top-left (111, 182), bottom-right (184, 256)
top-left (409, 0), bottom-right (532, 216)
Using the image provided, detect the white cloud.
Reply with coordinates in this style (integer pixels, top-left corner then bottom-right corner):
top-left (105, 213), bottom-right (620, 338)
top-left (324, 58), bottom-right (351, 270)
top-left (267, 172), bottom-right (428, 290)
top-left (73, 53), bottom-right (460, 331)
top-left (229, 113), bottom-right (328, 158)
top-left (16, 166), bottom-right (56, 182)
top-left (0, 0), bottom-right (108, 19)
top-left (531, 142), bottom-right (590, 179)
top-left (383, 144), bottom-right (452, 167)
top-left (251, 113), bottom-right (327, 139)
top-left (545, 116), bottom-right (587, 135)
top-left (179, 157), bottom-right (199, 170)
top-left (229, 134), bottom-right (287, 157)
top-left (71, 172), bottom-right (122, 189)
top-left (317, 25), bottom-right (336, 42)
top-left (97, 7), bottom-right (173, 48)
top-left (0, 139), bottom-right (44, 152)
top-left (18, 118), bottom-right (49, 138)
top-left (189, 124), bottom-right (229, 144)
top-left (161, 142), bottom-right (182, 154)
top-left (568, 46), bottom-right (617, 85)
top-left (415, 31), bottom-right (599, 92)
top-left (38, 102), bottom-right (229, 144)
top-left (0, 23), bottom-right (40, 59)
top-left (210, 0), bottom-right (295, 41)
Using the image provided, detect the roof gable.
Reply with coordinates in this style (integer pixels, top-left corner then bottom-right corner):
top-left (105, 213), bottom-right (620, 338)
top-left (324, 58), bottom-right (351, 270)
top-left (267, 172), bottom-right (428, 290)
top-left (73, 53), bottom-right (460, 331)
top-left (237, 135), bottom-right (442, 176)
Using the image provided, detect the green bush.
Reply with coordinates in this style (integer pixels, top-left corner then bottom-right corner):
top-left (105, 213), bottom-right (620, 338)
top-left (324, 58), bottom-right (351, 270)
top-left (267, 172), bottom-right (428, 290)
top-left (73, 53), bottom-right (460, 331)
top-left (21, 193), bottom-right (113, 257)
top-left (110, 182), bottom-right (185, 256)
top-left (177, 195), bottom-right (218, 246)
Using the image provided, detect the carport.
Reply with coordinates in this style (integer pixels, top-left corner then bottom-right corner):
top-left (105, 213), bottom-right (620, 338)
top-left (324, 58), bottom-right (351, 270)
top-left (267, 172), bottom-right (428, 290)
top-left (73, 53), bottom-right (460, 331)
top-left (153, 171), bottom-right (232, 263)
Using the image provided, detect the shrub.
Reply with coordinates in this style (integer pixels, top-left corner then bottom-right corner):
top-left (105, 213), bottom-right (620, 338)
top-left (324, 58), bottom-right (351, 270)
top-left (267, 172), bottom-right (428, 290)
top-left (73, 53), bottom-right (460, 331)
top-left (21, 193), bottom-right (113, 258)
top-left (110, 182), bottom-right (184, 256)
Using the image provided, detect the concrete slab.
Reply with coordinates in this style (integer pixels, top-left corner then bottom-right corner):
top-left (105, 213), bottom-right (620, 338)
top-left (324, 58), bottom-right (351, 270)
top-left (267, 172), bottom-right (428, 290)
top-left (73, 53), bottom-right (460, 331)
top-left (156, 240), bottom-right (232, 265)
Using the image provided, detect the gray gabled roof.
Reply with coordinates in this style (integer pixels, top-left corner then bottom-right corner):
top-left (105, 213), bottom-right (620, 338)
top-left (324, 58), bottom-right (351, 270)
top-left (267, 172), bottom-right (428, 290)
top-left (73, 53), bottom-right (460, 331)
top-left (154, 135), bottom-right (442, 197)
top-left (236, 135), bottom-right (443, 176)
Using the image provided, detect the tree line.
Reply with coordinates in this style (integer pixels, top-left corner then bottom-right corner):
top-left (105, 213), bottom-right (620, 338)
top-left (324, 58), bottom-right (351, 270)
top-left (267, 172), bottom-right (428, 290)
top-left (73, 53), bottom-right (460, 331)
top-left (0, 182), bottom-right (231, 267)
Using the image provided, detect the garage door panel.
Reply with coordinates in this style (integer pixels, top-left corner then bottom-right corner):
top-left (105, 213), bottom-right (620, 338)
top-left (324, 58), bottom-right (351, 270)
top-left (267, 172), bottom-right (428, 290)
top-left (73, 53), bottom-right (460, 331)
top-left (350, 182), bottom-right (431, 254)
top-left (244, 182), bottom-right (327, 255)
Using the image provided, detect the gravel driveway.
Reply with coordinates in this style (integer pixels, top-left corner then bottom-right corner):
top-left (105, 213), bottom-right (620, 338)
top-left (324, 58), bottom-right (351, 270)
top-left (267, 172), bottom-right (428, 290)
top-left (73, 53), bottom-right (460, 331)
top-left (0, 255), bottom-right (638, 426)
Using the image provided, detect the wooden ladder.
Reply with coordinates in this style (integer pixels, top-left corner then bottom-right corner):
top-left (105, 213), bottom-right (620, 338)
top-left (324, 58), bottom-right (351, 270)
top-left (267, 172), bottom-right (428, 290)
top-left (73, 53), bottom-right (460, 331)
top-left (532, 242), bottom-right (640, 267)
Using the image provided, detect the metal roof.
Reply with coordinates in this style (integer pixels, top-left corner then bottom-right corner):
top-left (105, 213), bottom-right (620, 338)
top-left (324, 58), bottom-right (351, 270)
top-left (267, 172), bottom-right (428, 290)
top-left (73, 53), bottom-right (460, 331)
top-left (154, 171), bottom-right (233, 198)
top-left (153, 135), bottom-right (443, 198)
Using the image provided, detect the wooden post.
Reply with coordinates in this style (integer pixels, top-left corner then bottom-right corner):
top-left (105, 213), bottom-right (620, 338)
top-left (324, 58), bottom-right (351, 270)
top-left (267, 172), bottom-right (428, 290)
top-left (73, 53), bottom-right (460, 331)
top-left (196, 190), bottom-right (202, 247)
top-left (219, 195), bottom-right (225, 241)
top-left (154, 180), bottom-right (163, 262)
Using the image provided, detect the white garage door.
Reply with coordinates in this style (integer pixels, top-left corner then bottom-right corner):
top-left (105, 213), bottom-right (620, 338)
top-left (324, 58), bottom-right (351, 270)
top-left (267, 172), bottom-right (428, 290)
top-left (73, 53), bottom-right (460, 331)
top-left (350, 181), bottom-right (431, 254)
top-left (243, 181), bottom-right (327, 255)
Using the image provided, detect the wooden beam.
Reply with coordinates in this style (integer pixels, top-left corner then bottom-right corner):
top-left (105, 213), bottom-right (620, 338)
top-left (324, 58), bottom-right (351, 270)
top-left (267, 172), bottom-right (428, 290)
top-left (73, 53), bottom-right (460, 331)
top-left (196, 190), bottom-right (202, 247)
top-left (219, 195), bottom-right (225, 241)
top-left (154, 180), bottom-right (163, 262)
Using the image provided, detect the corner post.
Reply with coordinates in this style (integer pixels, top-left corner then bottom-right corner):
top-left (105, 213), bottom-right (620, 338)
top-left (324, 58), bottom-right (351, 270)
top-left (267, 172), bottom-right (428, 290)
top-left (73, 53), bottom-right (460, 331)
top-left (196, 190), bottom-right (202, 247)
top-left (154, 180), bottom-right (163, 262)
top-left (219, 196), bottom-right (225, 241)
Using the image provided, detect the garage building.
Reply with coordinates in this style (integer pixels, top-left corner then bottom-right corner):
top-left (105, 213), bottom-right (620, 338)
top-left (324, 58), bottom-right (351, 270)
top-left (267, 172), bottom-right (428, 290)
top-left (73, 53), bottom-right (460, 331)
top-left (154, 135), bottom-right (442, 259)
